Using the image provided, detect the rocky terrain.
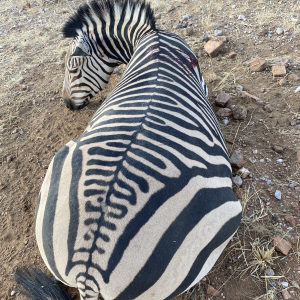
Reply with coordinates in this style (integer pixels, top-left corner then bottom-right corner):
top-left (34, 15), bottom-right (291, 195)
top-left (1, 0), bottom-right (300, 299)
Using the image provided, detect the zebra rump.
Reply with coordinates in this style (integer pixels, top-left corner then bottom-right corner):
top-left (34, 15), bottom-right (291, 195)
top-left (16, 0), bottom-right (242, 299)
top-left (15, 268), bottom-right (71, 300)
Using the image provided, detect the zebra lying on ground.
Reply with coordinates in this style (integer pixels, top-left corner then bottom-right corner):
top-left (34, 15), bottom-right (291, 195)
top-left (16, 0), bottom-right (242, 299)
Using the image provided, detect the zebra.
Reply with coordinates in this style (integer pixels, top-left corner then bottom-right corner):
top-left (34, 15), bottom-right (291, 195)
top-left (16, 0), bottom-right (242, 299)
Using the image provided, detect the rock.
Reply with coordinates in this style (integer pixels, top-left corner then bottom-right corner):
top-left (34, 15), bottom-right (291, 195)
top-left (284, 215), bottom-right (296, 227)
top-left (290, 201), bottom-right (299, 210)
top-left (265, 268), bottom-right (275, 276)
top-left (238, 14), bottom-right (246, 20)
top-left (228, 51), bottom-right (237, 58)
top-left (281, 289), bottom-right (292, 300)
top-left (233, 175), bottom-right (243, 186)
top-left (230, 150), bottom-right (246, 168)
top-left (272, 145), bottom-right (283, 153)
top-left (276, 28), bottom-right (284, 35)
top-left (232, 105), bottom-right (247, 120)
top-left (166, 5), bottom-right (176, 13)
top-left (281, 282), bottom-right (289, 288)
top-left (181, 21), bottom-right (187, 28)
top-left (250, 58), bottom-right (267, 72)
top-left (288, 73), bottom-right (300, 81)
top-left (264, 104), bottom-right (274, 113)
top-left (207, 285), bottom-right (219, 296)
top-left (233, 186), bottom-right (243, 199)
top-left (21, 84), bottom-right (27, 91)
top-left (294, 86), bottom-right (300, 93)
top-left (278, 79), bottom-right (287, 86)
top-left (211, 22), bottom-right (220, 29)
top-left (155, 13), bottom-right (161, 19)
top-left (183, 14), bottom-right (189, 20)
top-left (225, 136), bottom-right (234, 144)
top-left (215, 29), bottom-right (223, 36)
top-left (215, 91), bottom-right (230, 107)
top-left (222, 119), bottom-right (229, 125)
top-left (202, 33), bottom-right (209, 42)
top-left (273, 236), bottom-right (292, 255)
top-left (216, 108), bottom-right (232, 117)
top-left (237, 167), bottom-right (250, 178)
top-left (272, 65), bottom-right (286, 77)
top-left (275, 190), bottom-right (281, 200)
top-left (11, 129), bottom-right (17, 134)
top-left (297, 150), bottom-right (300, 163)
top-left (258, 28), bottom-right (268, 36)
top-left (11, 290), bottom-right (16, 296)
top-left (183, 27), bottom-right (193, 36)
top-left (204, 40), bottom-right (225, 58)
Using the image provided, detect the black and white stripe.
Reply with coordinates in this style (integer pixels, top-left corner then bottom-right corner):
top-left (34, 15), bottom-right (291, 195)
top-left (16, 1), bottom-right (242, 300)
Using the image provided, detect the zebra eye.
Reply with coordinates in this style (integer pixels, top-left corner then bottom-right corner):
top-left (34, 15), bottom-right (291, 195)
top-left (67, 57), bottom-right (83, 72)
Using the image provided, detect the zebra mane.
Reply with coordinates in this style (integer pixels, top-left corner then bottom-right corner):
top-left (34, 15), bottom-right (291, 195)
top-left (62, 0), bottom-right (156, 38)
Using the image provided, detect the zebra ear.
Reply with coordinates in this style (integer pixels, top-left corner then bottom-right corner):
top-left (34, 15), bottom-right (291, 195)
top-left (71, 47), bottom-right (90, 57)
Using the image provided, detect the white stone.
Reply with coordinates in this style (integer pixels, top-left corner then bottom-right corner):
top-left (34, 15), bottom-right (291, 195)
top-left (275, 190), bottom-right (281, 200)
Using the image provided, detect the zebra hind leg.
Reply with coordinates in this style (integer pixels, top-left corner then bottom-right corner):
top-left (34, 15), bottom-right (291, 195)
top-left (15, 267), bottom-right (72, 300)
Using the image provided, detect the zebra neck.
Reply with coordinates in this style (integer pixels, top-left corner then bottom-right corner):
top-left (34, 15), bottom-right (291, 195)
top-left (98, 21), bottom-right (155, 64)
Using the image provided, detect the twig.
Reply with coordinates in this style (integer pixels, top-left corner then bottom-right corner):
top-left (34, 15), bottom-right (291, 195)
top-left (242, 108), bottom-right (256, 131)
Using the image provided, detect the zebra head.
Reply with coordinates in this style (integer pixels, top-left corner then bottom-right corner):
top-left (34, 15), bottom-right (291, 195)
top-left (62, 32), bottom-right (120, 110)
top-left (61, 0), bottom-right (156, 110)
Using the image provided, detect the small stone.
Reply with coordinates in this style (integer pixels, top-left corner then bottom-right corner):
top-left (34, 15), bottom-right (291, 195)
top-left (207, 285), bottom-right (219, 296)
top-left (233, 175), bottom-right (243, 186)
top-left (173, 21), bottom-right (181, 29)
top-left (7, 156), bottom-right (13, 162)
top-left (21, 84), bottom-right (27, 91)
top-left (181, 21), bottom-right (187, 28)
top-left (290, 202), bottom-right (299, 210)
top-left (284, 215), bottom-right (296, 227)
top-left (113, 68), bottom-right (119, 73)
top-left (297, 150), bottom-right (300, 163)
top-left (288, 73), bottom-right (300, 81)
top-left (216, 108), bottom-right (232, 117)
top-left (204, 40), bottom-right (225, 58)
top-left (273, 236), bottom-right (292, 255)
top-left (202, 33), bottom-right (209, 42)
top-left (225, 136), bottom-right (234, 144)
top-left (11, 290), bottom-right (16, 296)
top-left (278, 79), bottom-right (287, 86)
top-left (275, 190), bottom-right (281, 200)
top-left (282, 289), bottom-right (292, 300)
top-left (167, 5), bottom-right (176, 13)
top-left (272, 65), bottom-right (286, 77)
top-left (276, 28), bottom-right (284, 35)
top-left (281, 282), bottom-right (289, 288)
top-left (14, 91), bottom-right (20, 96)
top-left (258, 28), bottom-right (268, 36)
top-left (11, 129), bottom-right (17, 134)
top-left (238, 14), bottom-right (246, 20)
top-left (183, 15), bottom-right (189, 20)
top-left (222, 119), bottom-right (229, 125)
top-left (42, 165), bottom-right (48, 169)
top-left (266, 268), bottom-right (275, 276)
top-left (237, 167), bottom-right (250, 178)
top-left (215, 29), bottom-right (223, 36)
top-left (232, 105), bottom-right (247, 120)
top-left (20, 130), bottom-right (24, 135)
top-left (233, 186), bottom-right (243, 199)
top-left (272, 145), bottom-right (283, 153)
top-left (215, 91), bottom-right (230, 107)
top-left (228, 51), bottom-right (237, 59)
top-left (250, 58), bottom-right (267, 72)
top-left (155, 13), bottom-right (161, 19)
top-left (183, 27), bottom-right (193, 36)
top-left (230, 150), bottom-right (246, 168)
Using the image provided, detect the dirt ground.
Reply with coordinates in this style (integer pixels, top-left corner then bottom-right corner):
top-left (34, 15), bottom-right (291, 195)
top-left (1, 0), bottom-right (300, 299)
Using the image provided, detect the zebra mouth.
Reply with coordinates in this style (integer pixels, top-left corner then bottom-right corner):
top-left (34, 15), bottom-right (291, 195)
top-left (64, 99), bottom-right (85, 110)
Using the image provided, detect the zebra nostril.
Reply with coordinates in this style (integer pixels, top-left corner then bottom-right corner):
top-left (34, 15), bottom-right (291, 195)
top-left (64, 99), bottom-right (74, 110)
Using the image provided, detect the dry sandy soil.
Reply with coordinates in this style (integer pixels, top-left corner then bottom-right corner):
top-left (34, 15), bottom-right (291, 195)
top-left (1, 0), bottom-right (300, 299)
